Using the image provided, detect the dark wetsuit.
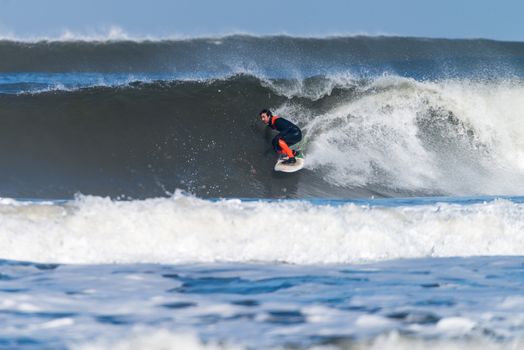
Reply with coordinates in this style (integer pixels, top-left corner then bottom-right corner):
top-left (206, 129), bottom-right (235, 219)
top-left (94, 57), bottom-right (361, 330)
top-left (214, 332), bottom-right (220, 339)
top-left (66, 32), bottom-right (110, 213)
top-left (268, 116), bottom-right (302, 156)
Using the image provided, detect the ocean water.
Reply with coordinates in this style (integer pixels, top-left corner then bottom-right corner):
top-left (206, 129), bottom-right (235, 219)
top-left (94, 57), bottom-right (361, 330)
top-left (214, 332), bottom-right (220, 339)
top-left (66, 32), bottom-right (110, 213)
top-left (2, 255), bottom-right (524, 350)
top-left (1, 35), bottom-right (524, 349)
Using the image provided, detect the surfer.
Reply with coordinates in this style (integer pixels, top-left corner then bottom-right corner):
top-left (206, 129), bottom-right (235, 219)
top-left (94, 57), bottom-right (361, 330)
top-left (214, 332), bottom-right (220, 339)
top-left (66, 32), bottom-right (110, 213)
top-left (260, 109), bottom-right (302, 164)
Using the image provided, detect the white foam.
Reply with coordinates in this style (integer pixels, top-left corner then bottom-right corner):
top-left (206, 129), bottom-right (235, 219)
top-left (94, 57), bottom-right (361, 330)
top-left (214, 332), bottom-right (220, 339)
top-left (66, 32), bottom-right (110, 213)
top-left (40, 318), bottom-right (75, 329)
top-left (72, 329), bottom-right (245, 350)
top-left (355, 315), bottom-right (395, 329)
top-left (436, 317), bottom-right (476, 334)
top-left (349, 331), bottom-right (523, 350)
top-left (262, 71), bottom-right (360, 100)
top-left (302, 76), bottom-right (524, 195)
top-left (71, 328), bottom-right (523, 350)
top-left (0, 193), bottom-right (523, 264)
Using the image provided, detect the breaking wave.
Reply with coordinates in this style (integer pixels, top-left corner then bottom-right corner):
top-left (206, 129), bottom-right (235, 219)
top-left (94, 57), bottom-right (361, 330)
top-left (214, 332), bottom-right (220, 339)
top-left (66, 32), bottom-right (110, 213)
top-left (1, 74), bottom-right (524, 198)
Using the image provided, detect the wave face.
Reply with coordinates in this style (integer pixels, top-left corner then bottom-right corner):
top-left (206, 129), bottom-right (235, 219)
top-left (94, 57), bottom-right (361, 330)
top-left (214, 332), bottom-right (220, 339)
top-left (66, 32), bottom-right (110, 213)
top-left (1, 36), bottom-right (524, 198)
top-left (1, 194), bottom-right (523, 264)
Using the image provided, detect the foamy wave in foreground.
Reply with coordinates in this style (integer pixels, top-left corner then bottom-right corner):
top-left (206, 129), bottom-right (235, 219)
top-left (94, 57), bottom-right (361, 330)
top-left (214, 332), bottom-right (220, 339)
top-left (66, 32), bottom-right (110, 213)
top-left (72, 330), bottom-right (243, 350)
top-left (72, 329), bottom-right (523, 350)
top-left (0, 193), bottom-right (523, 264)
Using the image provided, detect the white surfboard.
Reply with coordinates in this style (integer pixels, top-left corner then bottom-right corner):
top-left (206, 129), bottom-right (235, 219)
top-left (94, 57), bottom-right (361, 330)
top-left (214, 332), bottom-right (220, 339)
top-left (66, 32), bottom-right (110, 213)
top-left (274, 156), bottom-right (305, 173)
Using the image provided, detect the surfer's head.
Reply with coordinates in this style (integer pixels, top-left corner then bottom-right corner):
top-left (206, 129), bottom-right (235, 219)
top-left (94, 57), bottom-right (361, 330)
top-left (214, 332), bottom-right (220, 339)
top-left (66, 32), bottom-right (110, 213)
top-left (260, 109), bottom-right (272, 124)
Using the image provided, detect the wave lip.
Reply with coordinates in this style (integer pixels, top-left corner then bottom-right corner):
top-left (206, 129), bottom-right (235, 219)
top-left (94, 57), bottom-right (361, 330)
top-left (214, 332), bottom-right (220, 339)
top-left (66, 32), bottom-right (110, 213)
top-left (1, 194), bottom-right (524, 265)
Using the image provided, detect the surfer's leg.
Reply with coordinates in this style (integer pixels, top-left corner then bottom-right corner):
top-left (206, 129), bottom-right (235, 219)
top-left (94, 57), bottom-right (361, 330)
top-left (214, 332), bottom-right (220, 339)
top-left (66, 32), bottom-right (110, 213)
top-left (280, 129), bottom-right (302, 158)
top-left (272, 136), bottom-right (284, 154)
top-left (272, 135), bottom-right (289, 155)
top-left (278, 139), bottom-right (295, 159)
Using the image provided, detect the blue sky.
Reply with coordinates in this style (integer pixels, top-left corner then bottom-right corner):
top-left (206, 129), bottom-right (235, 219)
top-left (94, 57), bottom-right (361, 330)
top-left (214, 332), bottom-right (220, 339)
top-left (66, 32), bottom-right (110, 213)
top-left (0, 0), bottom-right (522, 41)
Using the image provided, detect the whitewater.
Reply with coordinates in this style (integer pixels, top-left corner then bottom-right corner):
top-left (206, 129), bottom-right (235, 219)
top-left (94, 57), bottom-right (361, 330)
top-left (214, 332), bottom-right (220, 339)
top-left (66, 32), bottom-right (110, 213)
top-left (1, 35), bottom-right (524, 349)
top-left (1, 194), bottom-right (524, 265)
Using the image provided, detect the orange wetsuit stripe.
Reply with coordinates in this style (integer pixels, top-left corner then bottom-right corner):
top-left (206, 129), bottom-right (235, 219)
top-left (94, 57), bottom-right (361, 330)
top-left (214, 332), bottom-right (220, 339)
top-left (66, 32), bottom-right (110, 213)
top-left (278, 139), bottom-right (294, 158)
